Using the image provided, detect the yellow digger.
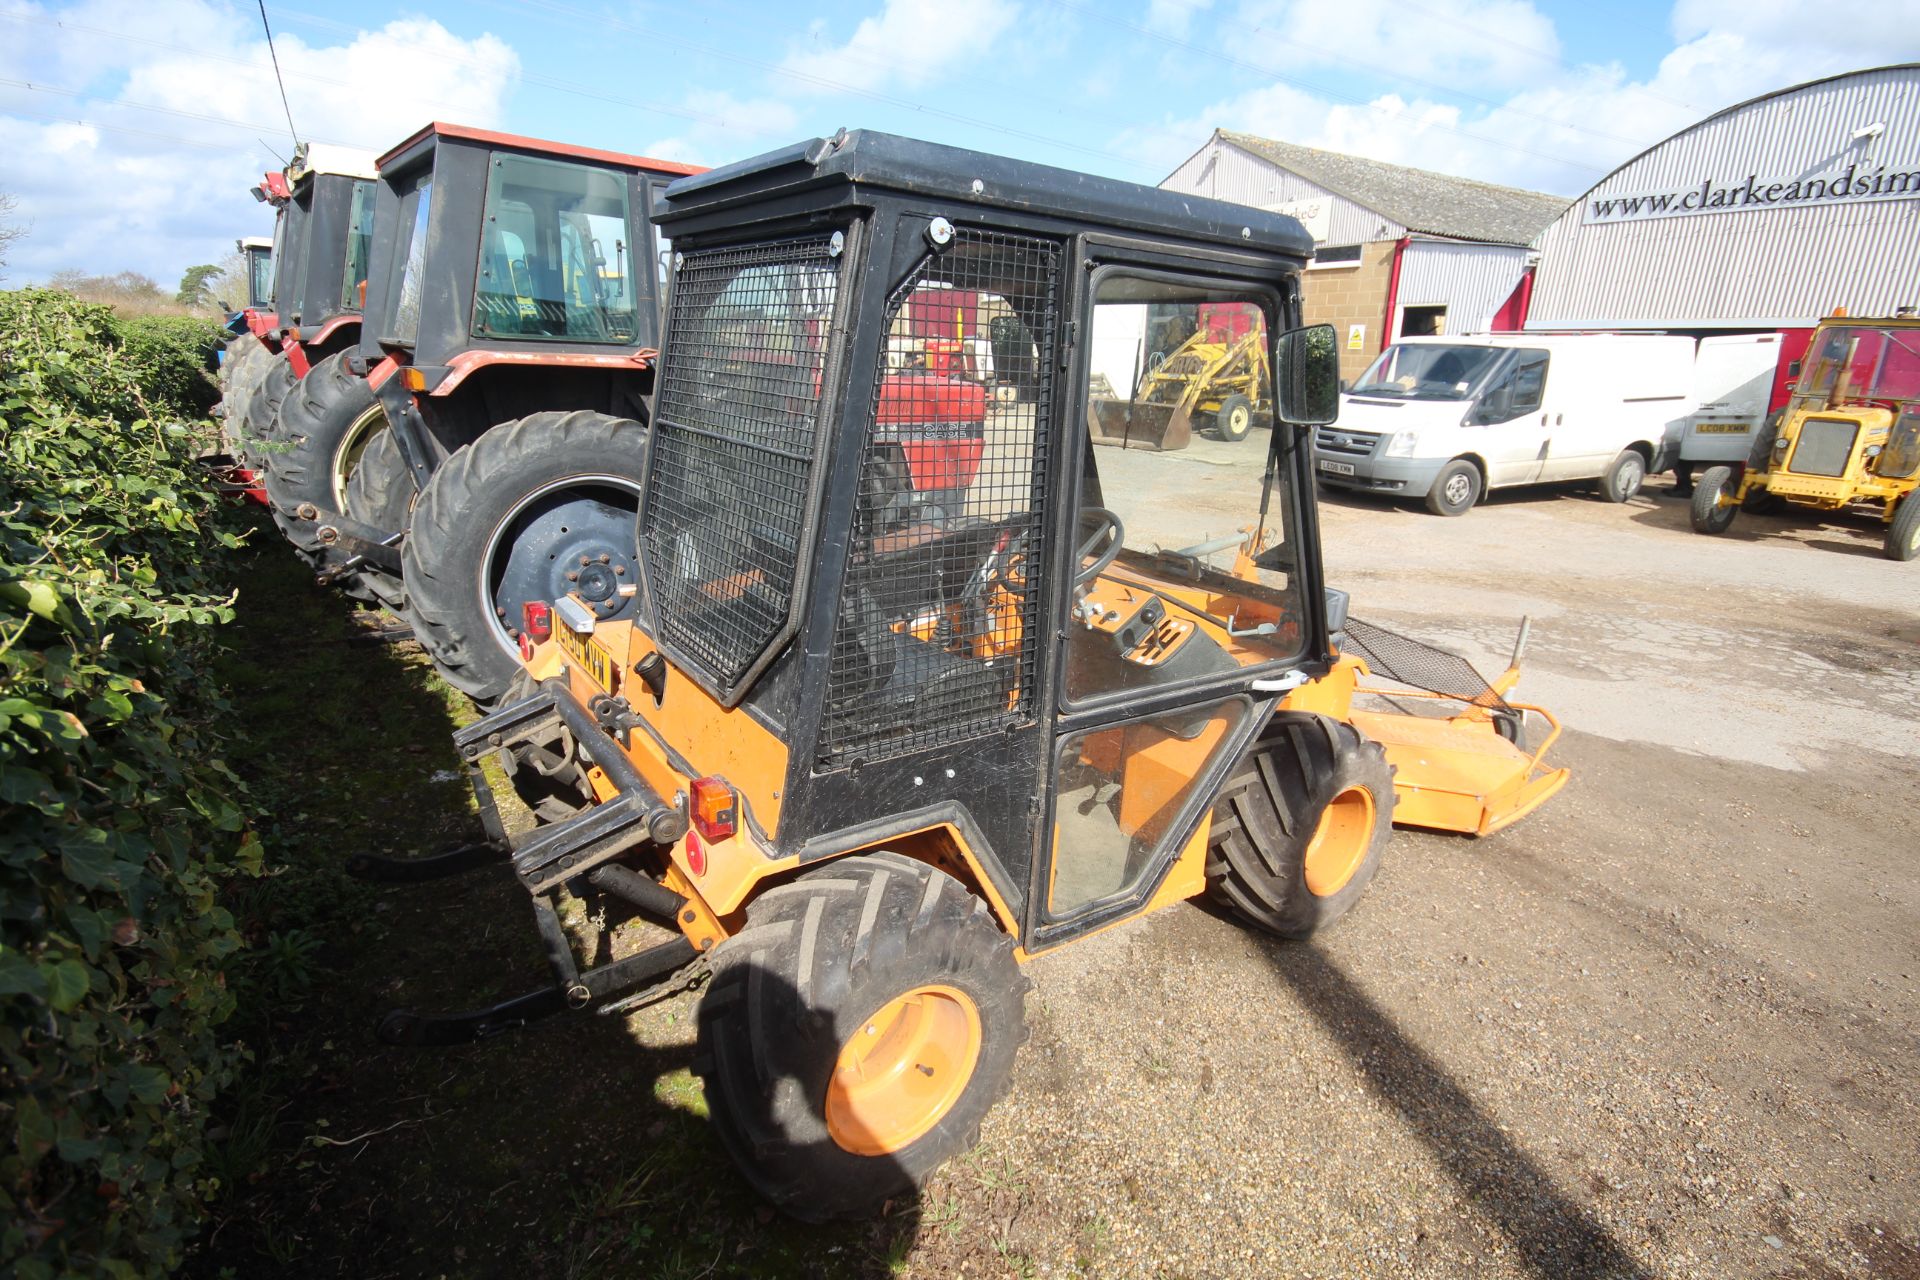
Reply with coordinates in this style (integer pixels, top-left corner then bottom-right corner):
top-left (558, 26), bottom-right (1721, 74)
top-left (1691, 314), bottom-right (1920, 560)
top-left (1089, 305), bottom-right (1273, 450)
top-left (363, 131), bottom-right (1569, 1221)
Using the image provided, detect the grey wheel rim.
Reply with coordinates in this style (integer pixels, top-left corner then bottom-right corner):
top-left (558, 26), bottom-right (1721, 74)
top-left (1444, 472), bottom-right (1471, 506)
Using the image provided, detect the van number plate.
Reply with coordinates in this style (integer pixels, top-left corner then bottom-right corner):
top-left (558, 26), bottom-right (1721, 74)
top-left (558, 625), bottom-right (616, 690)
top-left (1318, 460), bottom-right (1356, 475)
top-left (1694, 423), bottom-right (1749, 434)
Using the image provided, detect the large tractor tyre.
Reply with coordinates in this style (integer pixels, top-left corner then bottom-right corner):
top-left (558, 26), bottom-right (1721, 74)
top-left (1598, 448), bottom-right (1647, 503)
top-left (403, 410), bottom-right (645, 703)
top-left (218, 333), bottom-right (264, 397)
top-left (695, 852), bottom-right (1029, 1221)
top-left (1689, 465), bottom-right (1739, 535)
top-left (1748, 409), bottom-right (1784, 473)
top-left (1886, 494), bottom-right (1920, 562)
top-left (1209, 393), bottom-right (1255, 443)
top-left (218, 341), bottom-right (271, 452)
top-left (341, 427), bottom-right (412, 613)
top-left (264, 352), bottom-right (388, 567)
top-left (1207, 712), bottom-right (1395, 939)
top-left (1425, 458), bottom-right (1481, 517)
top-left (240, 354), bottom-right (298, 465)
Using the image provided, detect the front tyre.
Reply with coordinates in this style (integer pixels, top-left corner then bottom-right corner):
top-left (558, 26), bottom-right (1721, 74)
top-left (240, 353), bottom-right (298, 465)
top-left (695, 853), bottom-right (1028, 1221)
top-left (1207, 712), bottom-right (1395, 939)
top-left (1886, 493), bottom-right (1920, 562)
top-left (1689, 465), bottom-right (1739, 534)
top-left (1210, 393), bottom-right (1254, 442)
top-left (1425, 458), bottom-right (1481, 517)
top-left (341, 427), bottom-right (413, 612)
top-left (402, 410), bottom-right (645, 703)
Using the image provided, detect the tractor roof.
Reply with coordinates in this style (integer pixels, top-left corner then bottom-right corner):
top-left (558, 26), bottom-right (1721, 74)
top-left (236, 235), bottom-right (273, 251)
top-left (657, 129), bottom-right (1316, 259)
top-left (288, 142), bottom-right (379, 183)
top-left (376, 121), bottom-right (706, 180)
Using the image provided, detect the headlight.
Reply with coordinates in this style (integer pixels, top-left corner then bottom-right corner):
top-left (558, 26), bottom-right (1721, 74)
top-left (1384, 431), bottom-right (1420, 458)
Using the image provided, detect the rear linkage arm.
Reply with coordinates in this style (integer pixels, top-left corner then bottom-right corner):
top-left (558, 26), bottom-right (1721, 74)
top-left (358, 680), bottom-right (699, 1047)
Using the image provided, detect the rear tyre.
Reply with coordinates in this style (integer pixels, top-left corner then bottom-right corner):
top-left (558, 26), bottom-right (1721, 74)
top-left (1210, 393), bottom-right (1254, 442)
top-left (240, 354), bottom-right (297, 465)
top-left (341, 428), bottom-right (413, 613)
top-left (403, 410), bottom-right (645, 703)
top-left (1689, 465), bottom-right (1739, 534)
top-left (1425, 459), bottom-right (1481, 517)
top-left (1207, 712), bottom-right (1394, 939)
top-left (695, 853), bottom-right (1028, 1221)
top-left (1886, 494), bottom-right (1920, 562)
top-left (218, 340), bottom-right (270, 452)
top-left (264, 352), bottom-right (387, 579)
top-left (1599, 448), bottom-right (1647, 503)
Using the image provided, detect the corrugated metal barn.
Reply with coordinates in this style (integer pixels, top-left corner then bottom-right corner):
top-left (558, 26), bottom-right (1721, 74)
top-left (1162, 131), bottom-right (1569, 380)
top-left (1530, 64), bottom-right (1920, 330)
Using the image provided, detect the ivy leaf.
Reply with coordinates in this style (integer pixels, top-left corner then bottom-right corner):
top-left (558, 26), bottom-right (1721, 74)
top-left (42, 958), bottom-right (91, 1010)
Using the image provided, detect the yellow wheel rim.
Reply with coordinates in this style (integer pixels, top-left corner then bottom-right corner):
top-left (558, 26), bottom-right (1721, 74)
top-left (1303, 785), bottom-right (1376, 897)
top-left (825, 984), bottom-right (982, 1156)
top-left (331, 405), bottom-right (390, 512)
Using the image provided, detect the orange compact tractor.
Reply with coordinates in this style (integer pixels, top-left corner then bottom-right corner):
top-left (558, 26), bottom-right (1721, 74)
top-left (364, 132), bottom-right (1569, 1219)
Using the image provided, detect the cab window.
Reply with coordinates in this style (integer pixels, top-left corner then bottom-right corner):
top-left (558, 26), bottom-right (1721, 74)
top-left (1068, 272), bottom-right (1303, 706)
top-left (473, 154), bottom-right (637, 343)
top-left (1475, 351), bottom-right (1548, 423)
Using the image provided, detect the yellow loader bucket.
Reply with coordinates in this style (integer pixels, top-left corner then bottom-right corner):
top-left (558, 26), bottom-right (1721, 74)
top-left (1088, 397), bottom-right (1193, 451)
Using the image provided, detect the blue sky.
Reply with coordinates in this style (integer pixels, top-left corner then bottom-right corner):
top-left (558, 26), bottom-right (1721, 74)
top-left (3, 0), bottom-right (1918, 284)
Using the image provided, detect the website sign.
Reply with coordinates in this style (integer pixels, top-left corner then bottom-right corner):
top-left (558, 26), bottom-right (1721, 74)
top-left (1585, 160), bottom-right (1920, 224)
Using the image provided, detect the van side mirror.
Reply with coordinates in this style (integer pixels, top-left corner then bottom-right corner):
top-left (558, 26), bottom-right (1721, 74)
top-left (1275, 323), bottom-right (1339, 426)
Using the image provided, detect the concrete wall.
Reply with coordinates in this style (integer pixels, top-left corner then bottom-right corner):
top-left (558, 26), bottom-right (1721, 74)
top-left (1302, 241), bottom-right (1398, 383)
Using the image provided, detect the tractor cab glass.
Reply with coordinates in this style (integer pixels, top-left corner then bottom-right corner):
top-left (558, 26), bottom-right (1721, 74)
top-left (1796, 326), bottom-right (1920, 409)
top-left (1069, 274), bottom-right (1303, 704)
top-left (474, 155), bottom-right (637, 342)
top-left (339, 179), bottom-right (376, 311)
top-left (246, 244), bottom-right (274, 309)
top-left (385, 175), bottom-right (433, 346)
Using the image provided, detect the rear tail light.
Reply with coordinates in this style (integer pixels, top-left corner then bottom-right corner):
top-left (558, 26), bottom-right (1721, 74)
top-left (522, 600), bottom-right (552, 643)
top-left (690, 776), bottom-right (737, 843)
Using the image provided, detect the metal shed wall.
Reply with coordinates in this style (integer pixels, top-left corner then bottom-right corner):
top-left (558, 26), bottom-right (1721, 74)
top-left (1162, 139), bottom-right (1406, 246)
top-left (1393, 240), bottom-right (1532, 334)
top-left (1529, 65), bottom-right (1920, 328)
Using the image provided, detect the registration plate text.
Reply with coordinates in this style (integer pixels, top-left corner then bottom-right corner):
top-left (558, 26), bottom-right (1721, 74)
top-left (1693, 422), bottom-right (1750, 434)
top-left (1318, 460), bottom-right (1356, 476)
top-left (558, 624), bottom-right (617, 691)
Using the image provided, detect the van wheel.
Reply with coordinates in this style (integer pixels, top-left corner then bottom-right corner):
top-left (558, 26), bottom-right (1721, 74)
top-left (1690, 465), bottom-right (1739, 534)
top-left (1886, 495), bottom-right (1920, 562)
top-left (1599, 449), bottom-right (1646, 503)
top-left (1425, 460), bottom-right (1480, 516)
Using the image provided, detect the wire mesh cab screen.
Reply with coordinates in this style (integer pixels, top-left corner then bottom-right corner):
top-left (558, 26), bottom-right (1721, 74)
top-left (819, 227), bottom-right (1062, 767)
top-left (641, 235), bottom-right (843, 695)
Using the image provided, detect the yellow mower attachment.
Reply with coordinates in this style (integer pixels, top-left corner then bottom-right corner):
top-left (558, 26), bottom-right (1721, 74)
top-left (1331, 618), bottom-right (1570, 837)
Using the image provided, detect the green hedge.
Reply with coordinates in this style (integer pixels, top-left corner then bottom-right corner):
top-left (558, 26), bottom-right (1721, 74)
top-left (106, 316), bottom-right (225, 421)
top-left (0, 290), bottom-right (257, 1277)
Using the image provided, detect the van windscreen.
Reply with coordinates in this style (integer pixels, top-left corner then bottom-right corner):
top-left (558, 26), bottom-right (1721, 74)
top-left (1353, 344), bottom-right (1505, 401)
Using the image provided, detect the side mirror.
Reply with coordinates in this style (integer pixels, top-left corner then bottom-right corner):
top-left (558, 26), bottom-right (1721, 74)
top-left (1275, 323), bottom-right (1339, 426)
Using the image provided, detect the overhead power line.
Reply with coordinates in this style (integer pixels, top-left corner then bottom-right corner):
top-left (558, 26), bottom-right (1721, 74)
top-left (255, 0), bottom-right (299, 147)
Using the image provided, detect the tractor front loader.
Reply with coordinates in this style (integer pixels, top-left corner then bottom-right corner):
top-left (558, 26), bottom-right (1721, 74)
top-left (1089, 303), bottom-right (1273, 450)
top-left (357, 132), bottom-right (1569, 1220)
top-left (1691, 314), bottom-right (1920, 560)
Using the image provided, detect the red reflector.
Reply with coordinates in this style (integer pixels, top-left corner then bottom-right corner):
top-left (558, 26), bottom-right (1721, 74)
top-left (517, 634), bottom-right (533, 662)
top-left (690, 776), bottom-right (736, 842)
top-left (685, 831), bottom-right (707, 877)
top-left (522, 601), bottom-right (552, 643)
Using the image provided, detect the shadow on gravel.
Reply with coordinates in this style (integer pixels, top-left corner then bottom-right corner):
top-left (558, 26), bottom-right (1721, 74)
top-left (192, 520), bottom-right (915, 1280)
top-left (1261, 941), bottom-right (1653, 1280)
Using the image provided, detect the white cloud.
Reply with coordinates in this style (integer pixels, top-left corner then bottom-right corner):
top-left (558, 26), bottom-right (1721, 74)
top-left (1122, 0), bottom-right (1920, 199)
top-left (1146, 0), bottom-right (1213, 36)
top-left (1235, 0), bottom-right (1562, 92)
top-left (640, 90), bottom-right (802, 167)
top-left (0, 0), bottom-right (519, 284)
top-left (780, 0), bottom-right (1021, 94)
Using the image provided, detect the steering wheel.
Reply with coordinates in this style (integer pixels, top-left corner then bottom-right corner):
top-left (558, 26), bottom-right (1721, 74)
top-left (1074, 507), bottom-right (1125, 588)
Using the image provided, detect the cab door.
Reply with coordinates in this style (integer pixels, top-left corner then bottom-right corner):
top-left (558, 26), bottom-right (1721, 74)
top-left (1473, 350), bottom-right (1551, 486)
top-left (1025, 257), bottom-right (1321, 952)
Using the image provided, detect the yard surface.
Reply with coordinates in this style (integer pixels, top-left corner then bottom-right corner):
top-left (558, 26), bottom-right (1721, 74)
top-left (192, 453), bottom-right (1919, 1280)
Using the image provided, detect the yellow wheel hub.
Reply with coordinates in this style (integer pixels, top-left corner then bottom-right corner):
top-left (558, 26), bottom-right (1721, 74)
top-left (825, 984), bottom-right (982, 1156)
top-left (1303, 785), bottom-right (1376, 897)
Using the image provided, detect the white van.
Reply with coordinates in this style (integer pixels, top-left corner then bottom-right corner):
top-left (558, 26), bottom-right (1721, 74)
top-left (1315, 334), bottom-right (1697, 515)
top-left (1676, 333), bottom-right (1785, 482)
